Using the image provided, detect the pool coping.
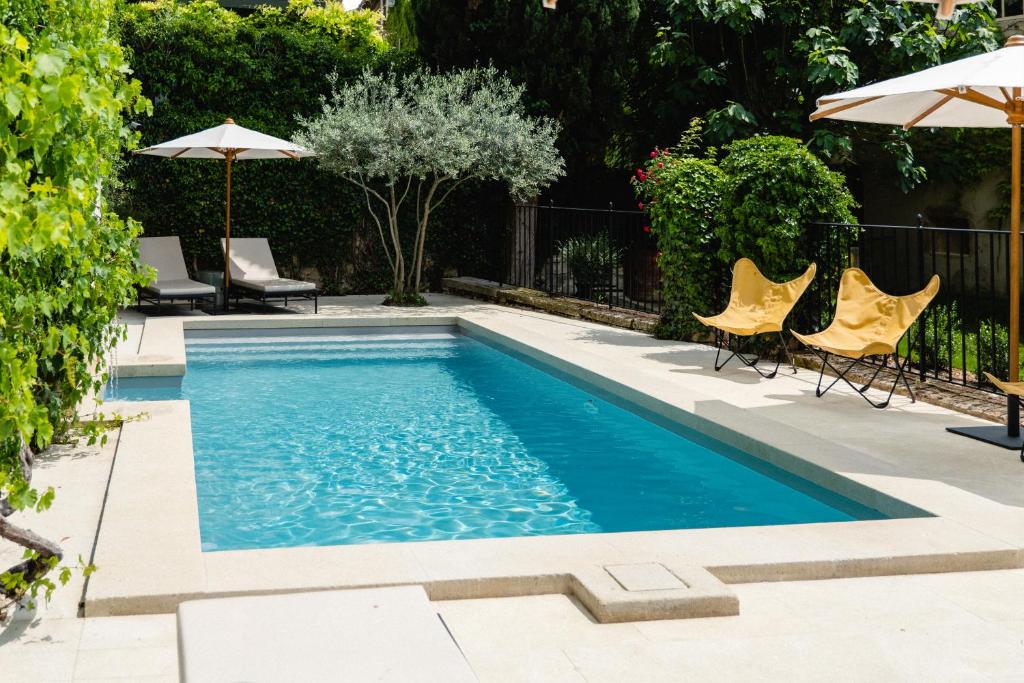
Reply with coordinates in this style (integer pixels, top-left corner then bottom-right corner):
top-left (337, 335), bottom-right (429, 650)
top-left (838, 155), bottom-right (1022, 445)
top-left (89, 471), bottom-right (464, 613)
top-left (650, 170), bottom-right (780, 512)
top-left (87, 312), bottom-right (1024, 620)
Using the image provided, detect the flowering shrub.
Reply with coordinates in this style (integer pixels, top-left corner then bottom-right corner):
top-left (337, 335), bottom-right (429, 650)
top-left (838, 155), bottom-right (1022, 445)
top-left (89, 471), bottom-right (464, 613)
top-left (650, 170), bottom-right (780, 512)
top-left (635, 123), bottom-right (856, 340)
top-left (633, 124), bottom-right (726, 338)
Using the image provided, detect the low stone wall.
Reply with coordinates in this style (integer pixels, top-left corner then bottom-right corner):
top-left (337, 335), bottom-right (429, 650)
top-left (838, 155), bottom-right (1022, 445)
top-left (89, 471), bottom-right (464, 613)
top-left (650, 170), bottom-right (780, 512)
top-left (442, 276), bottom-right (659, 333)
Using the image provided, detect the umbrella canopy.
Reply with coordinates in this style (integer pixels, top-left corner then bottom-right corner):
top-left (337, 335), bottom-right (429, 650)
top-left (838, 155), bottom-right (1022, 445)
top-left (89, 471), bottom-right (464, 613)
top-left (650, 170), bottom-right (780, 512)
top-left (137, 118), bottom-right (314, 160)
top-left (811, 36), bottom-right (1024, 129)
top-left (810, 35), bottom-right (1024, 449)
top-left (136, 119), bottom-right (313, 310)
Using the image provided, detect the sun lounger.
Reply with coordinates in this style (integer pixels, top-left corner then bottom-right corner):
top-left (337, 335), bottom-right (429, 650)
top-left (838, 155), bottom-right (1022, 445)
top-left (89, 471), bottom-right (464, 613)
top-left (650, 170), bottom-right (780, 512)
top-left (137, 236), bottom-right (216, 311)
top-left (221, 237), bottom-right (318, 313)
top-left (792, 268), bottom-right (940, 409)
top-left (693, 258), bottom-right (816, 378)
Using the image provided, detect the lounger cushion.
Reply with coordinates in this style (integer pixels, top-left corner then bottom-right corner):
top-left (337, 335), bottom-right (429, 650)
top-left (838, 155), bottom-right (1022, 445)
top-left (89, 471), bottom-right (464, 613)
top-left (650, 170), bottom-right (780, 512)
top-left (233, 278), bottom-right (316, 294)
top-left (139, 236), bottom-right (190, 281)
top-left (144, 278), bottom-right (216, 297)
top-left (221, 237), bottom-right (280, 281)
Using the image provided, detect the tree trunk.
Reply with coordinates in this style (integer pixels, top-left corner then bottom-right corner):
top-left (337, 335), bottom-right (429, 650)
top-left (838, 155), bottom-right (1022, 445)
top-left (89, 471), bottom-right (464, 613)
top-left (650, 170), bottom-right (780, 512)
top-left (0, 439), bottom-right (63, 609)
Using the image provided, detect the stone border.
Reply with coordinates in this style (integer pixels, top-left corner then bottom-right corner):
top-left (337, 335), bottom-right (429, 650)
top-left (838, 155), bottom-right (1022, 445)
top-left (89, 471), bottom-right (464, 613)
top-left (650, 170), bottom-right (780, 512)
top-left (443, 276), bottom-right (659, 333)
top-left (87, 311), bottom-right (1024, 621)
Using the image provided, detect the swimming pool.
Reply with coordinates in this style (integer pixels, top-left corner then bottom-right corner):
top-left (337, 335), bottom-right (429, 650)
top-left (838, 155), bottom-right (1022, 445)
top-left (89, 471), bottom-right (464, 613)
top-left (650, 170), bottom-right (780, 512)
top-left (108, 327), bottom-right (885, 551)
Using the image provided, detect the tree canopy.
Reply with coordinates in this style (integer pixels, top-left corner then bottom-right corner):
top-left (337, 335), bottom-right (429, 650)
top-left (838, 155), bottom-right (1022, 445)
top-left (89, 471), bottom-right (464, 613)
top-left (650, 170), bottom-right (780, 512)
top-left (296, 66), bottom-right (564, 301)
top-left (406, 0), bottom-right (1003, 203)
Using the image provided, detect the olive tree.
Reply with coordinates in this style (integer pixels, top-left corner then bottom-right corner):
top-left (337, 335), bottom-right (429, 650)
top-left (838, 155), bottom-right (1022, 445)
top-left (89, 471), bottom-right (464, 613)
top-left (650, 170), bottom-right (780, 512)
top-left (296, 66), bottom-right (564, 304)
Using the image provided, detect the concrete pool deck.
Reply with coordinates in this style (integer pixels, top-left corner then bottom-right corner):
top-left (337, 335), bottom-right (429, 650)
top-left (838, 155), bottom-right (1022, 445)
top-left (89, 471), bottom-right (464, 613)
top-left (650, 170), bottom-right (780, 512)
top-left (83, 294), bottom-right (1024, 624)
top-left (2, 294), bottom-right (1024, 679)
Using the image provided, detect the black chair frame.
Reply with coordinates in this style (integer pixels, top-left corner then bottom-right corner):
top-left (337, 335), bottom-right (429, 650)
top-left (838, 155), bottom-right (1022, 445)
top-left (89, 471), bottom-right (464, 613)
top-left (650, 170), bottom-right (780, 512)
top-left (229, 285), bottom-right (318, 314)
top-left (711, 329), bottom-right (796, 380)
top-left (136, 287), bottom-right (216, 313)
top-left (806, 348), bottom-right (915, 410)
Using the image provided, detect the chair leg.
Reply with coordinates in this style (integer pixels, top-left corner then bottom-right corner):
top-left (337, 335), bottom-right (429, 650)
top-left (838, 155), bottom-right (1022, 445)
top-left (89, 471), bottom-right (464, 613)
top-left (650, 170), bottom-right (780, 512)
top-left (811, 349), bottom-right (912, 409)
top-left (778, 332), bottom-right (797, 374)
top-left (714, 332), bottom-right (781, 379)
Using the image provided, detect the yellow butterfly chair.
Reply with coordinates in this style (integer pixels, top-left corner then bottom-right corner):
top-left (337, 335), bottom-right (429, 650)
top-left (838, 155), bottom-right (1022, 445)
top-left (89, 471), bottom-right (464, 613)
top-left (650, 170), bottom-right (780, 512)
top-left (693, 258), bottom-right (817, 379)
top-left (792, 268), bottom-right (940, 409)
top-left (982, 373), bottom-right (1024, 463)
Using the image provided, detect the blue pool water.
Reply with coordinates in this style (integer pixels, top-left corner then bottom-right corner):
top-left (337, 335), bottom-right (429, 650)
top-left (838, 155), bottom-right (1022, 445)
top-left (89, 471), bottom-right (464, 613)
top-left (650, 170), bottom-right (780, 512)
top-left (108, 327), bottom-right (885, 551)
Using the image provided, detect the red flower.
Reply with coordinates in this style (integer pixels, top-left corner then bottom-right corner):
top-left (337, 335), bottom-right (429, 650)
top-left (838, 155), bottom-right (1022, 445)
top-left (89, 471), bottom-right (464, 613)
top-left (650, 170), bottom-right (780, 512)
top-left (643, 225), bottom-right (651, 234)
top-left (638, 202), bottom-right (644, 210)
top-left (662, 150), bottom-right (670, 157)
top-left (657, 162), bottom-right (664, 169)
top-left (650, 151), bottom-right (657, 159)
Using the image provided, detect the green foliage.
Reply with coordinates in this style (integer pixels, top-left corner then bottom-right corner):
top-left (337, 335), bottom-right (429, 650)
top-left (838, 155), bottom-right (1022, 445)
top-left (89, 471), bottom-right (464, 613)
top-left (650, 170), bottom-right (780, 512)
top-left (633, 0), bottom-right (1001, 193)
top-left (632, 122), bottom-right (726, 338)
top-left (296, 65), bottom-right (564, 299)
top-left (558, 233), bottom-right (624, 300)
top-left (0, 0), bottom-right (146, 611)
top-left (717, 135), bottom-right (856, 279)
top-left (411, 0), bottom-right (642, 190)
top-left (635, 125), bottom-right (856, 340)
top-left (114, 0), bottom-right (397, 293)
top-left (900, 302), bottom-right (1019, 381)
top-left (384, 0), bottom-right (418, 51)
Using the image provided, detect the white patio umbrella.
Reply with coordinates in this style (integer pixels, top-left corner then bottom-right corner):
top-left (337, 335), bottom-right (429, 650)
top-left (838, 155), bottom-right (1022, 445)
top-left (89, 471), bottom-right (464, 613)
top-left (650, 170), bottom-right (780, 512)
top-left (810, 35), bottom-right (1024, 449)
top-left (136, 118), bottom-right (314, 310)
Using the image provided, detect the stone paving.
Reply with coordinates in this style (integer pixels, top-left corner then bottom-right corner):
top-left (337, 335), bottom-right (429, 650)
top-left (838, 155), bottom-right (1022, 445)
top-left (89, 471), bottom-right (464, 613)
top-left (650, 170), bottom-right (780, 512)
top-left (2, 294), bottom-right (1024, 681)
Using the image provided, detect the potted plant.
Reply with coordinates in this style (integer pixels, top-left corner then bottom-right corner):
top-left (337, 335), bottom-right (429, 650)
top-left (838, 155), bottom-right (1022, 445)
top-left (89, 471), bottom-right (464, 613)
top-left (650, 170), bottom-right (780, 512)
top-left (558, 232), bottom-right (623, 300)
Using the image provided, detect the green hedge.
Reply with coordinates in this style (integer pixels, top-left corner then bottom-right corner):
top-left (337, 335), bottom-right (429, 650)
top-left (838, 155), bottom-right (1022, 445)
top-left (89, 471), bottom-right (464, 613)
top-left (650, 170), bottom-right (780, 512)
top-left (115, 1), bottom-right (402, 293)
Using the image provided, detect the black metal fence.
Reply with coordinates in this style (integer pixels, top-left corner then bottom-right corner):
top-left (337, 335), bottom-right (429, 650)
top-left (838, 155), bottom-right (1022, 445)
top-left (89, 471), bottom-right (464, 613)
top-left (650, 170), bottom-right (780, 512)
top-left (804, 220), bottom-right (1017, 392)
top-left (482, 204), bottom-right (1019, 393)
top-left (495, 203), bottom-right (662, 313)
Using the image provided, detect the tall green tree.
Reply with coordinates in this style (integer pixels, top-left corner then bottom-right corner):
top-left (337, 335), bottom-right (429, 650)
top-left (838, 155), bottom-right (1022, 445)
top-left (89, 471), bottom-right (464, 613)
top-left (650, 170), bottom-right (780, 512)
top-left (0, 0), bottom-right (148, 615)
top-left (411, 0), bottom-right (641, 199)
top-left (631, 0), bottom-right (1001, 191)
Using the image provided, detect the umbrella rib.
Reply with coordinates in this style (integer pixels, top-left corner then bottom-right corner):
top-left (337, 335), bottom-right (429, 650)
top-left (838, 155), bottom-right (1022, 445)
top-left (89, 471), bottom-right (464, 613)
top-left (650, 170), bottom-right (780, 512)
top-left (936, 87), bottom-right (1006, 112)
top-left (809, 96), bottom-right (884, 122)
top-left (169, 148), bottom-right (192, 159)
top-left (280, 150), bottom-right (299, 160)
top-left (1002, 87), bottom-right (1013, 103)
top-left (903, 93), bottom-right (955, 130)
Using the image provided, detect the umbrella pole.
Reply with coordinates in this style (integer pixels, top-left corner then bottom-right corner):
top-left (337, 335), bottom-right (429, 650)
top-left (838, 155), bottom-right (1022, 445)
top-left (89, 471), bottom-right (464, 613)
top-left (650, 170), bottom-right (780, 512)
top-left (1010, 123), bottom-right (1021, 437)
top-left (223, 152), bottom-right (233, 312)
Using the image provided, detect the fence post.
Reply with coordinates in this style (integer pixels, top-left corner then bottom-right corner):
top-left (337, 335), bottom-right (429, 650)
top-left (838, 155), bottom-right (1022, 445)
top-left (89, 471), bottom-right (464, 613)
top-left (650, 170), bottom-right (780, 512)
top-left (498, 204), bottom-right (508, 289)
top-left (608, 202), bottom-right (614, 309)
top-left (916, 213), bottom-right (926, 383)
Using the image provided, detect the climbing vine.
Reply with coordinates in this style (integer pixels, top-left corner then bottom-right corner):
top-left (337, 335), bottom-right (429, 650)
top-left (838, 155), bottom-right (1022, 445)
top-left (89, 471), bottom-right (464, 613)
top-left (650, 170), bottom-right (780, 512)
top-left (0, 0), bottom-right (149, 615)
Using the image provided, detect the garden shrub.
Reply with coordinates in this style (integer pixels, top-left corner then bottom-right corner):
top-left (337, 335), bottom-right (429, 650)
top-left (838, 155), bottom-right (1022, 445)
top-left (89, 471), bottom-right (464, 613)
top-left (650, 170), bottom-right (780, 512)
top-left (114, 1), bottom-right (401, 293)
top-left (635, 129), bottom-right (857, 340)
top-left (633, 130), bottom-right (726, 338)
top-left (1, 0), bottom-right (147, 613)
top-left (717, 135), bottom-right (856, 281)
top-left (558, 233), bottom-right (624, 301)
